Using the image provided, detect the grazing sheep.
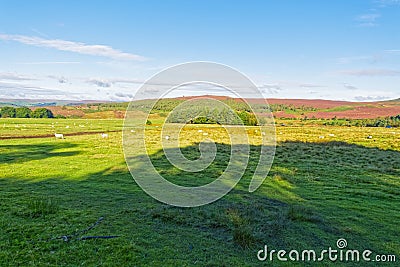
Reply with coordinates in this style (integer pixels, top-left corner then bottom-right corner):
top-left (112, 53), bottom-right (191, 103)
top-left (165, 135), bottom-right (170, 140)
top-left (319, 135), bottom-right (325, 139)
top-left (367, 135), bottom-right (373, 139)
top-left (65, 125), bottom-right (70, 129)
top-left (54, 133), bottom-right (64, 139)
top-left (101, 133), bottom-right (108, 138)
top-left (203, 133), bottom-right (208, 136)
top-left (198, 130), bottom-right (203, 133)
top-left (328, 133), bottom-right (335, 137)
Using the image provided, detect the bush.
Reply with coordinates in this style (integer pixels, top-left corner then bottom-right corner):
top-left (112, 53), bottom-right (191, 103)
top-left (192, 116), bottom-right (218, 124)
top-left (31, 108), bottom-right (54, 118)
top-left (236, 111), bottom-right (258, 126)
top-left (15, 107), bottom-right (32, 118)
top-left (55, 114), bottom-right (66, 119)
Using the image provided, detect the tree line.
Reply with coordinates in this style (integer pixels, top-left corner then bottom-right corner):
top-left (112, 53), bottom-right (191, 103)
top-left (321, 115), bottom-right (400, 127)
top-left (0, 107), bottom-right (56, 118)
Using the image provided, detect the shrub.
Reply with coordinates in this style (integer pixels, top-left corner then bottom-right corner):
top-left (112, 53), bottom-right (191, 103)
top-left (55, 114), bottom-right (67, 119)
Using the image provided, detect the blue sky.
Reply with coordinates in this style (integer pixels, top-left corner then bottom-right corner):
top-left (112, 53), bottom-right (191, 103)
top-left (0, 0), bottom-right (400, 101)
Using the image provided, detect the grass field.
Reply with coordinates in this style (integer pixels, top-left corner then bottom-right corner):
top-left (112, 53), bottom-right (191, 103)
top-left (0, 118), bottom-right (399, 266)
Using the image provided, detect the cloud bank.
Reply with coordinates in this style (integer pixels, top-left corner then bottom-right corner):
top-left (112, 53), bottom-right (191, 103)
top-left (0, 34), bottom-right (147, 61)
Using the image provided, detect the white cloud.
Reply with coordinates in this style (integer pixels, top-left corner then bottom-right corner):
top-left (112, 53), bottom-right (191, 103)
top-left (336, 55), bottom-right (381, 64)
top-left (0, 81), bottom-right (73, 98)
top-left (115, 92), bottom-right (133, 98)
top-left (299, 83), bottom-right (326, 88)
top-left (354, 95), bottom-right (392, 101)
top-left (0, 72), bottom-right (35, 81)
top-left (343, 83), bottom-right (358, 90)
top-left (0, 34), bottom-right (147, 61)
top-left (16, 61), bottom-right (81, 65)
top-left (355, 13), bottom-right (380, 27)
top-left (339, 69), bottom-right (400, 76)
top-left (48, 75), bottom-right (68, 84)
top-left (376, 0), bottom-right (400, 7)
top-left (357, 14), bottom-right (381, 21)
top-left (87, 79), bottom-right (112, 88)
top-left (384, 49), bottom-right (400, 54)
top-left (258, 84), bottom-right (282, 94)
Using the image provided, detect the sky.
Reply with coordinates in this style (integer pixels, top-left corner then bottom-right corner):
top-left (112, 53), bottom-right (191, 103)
top-left (0, 0), bottom-right (400, 102)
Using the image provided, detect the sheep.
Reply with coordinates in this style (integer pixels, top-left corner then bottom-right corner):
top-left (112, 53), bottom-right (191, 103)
top-left (101, 133), bottom-right (108, 138)
top-left (367, 135), bottom-right (373, 139)
top-left (319, 135), bottom-right (325, 139)
top-left (54, 133), bottom-right (64, 139)
top-left (65, 125), bottom-right (70, 129)
top-left (198, 130), bottom-right (203, 133)
top-left (165, 135), bottom-right (170, 140)
top-left (328, 133), bottom-right (335, 137)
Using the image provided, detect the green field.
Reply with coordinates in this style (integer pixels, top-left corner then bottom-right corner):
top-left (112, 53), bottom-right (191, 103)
top-left (0, 118), bottom-right (399, 266)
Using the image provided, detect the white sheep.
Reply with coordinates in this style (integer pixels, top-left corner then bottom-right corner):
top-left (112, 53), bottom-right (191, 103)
top-left (165, 135), bottom-right (170, 140)
top-left (101, 133), bottom-right (108, 138)
top-left (54, 133), bottom-right (64, 139)
top-left (367, 135), bottom-right (373, 139)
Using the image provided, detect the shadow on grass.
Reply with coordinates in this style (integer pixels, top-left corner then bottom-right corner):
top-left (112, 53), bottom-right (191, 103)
top-left (0, 143), bottom-right (81, 163)
top-left (0, 140), bottom-right (399, 266)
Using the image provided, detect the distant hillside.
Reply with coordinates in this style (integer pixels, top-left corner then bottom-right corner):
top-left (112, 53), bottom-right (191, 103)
top-left (1, 96), bottom-right (399, 119)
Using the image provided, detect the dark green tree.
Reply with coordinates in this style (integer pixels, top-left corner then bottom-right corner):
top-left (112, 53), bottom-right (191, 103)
top-left (15, 107), bottom-right (32, 118)
top-left (31, 108), bottom-right (54, 118)
top-left (0, 106), bottom-right (16, 118)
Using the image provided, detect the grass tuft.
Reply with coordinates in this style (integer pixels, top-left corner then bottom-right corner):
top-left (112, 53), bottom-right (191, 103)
top-left (27, 197), bottom-right (59, 218)
top-left (227, 209), bottom-right (255, 249)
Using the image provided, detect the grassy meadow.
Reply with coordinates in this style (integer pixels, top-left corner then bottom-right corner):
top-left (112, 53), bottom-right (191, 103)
top-left (0, 118), bottom-right (399, 266)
